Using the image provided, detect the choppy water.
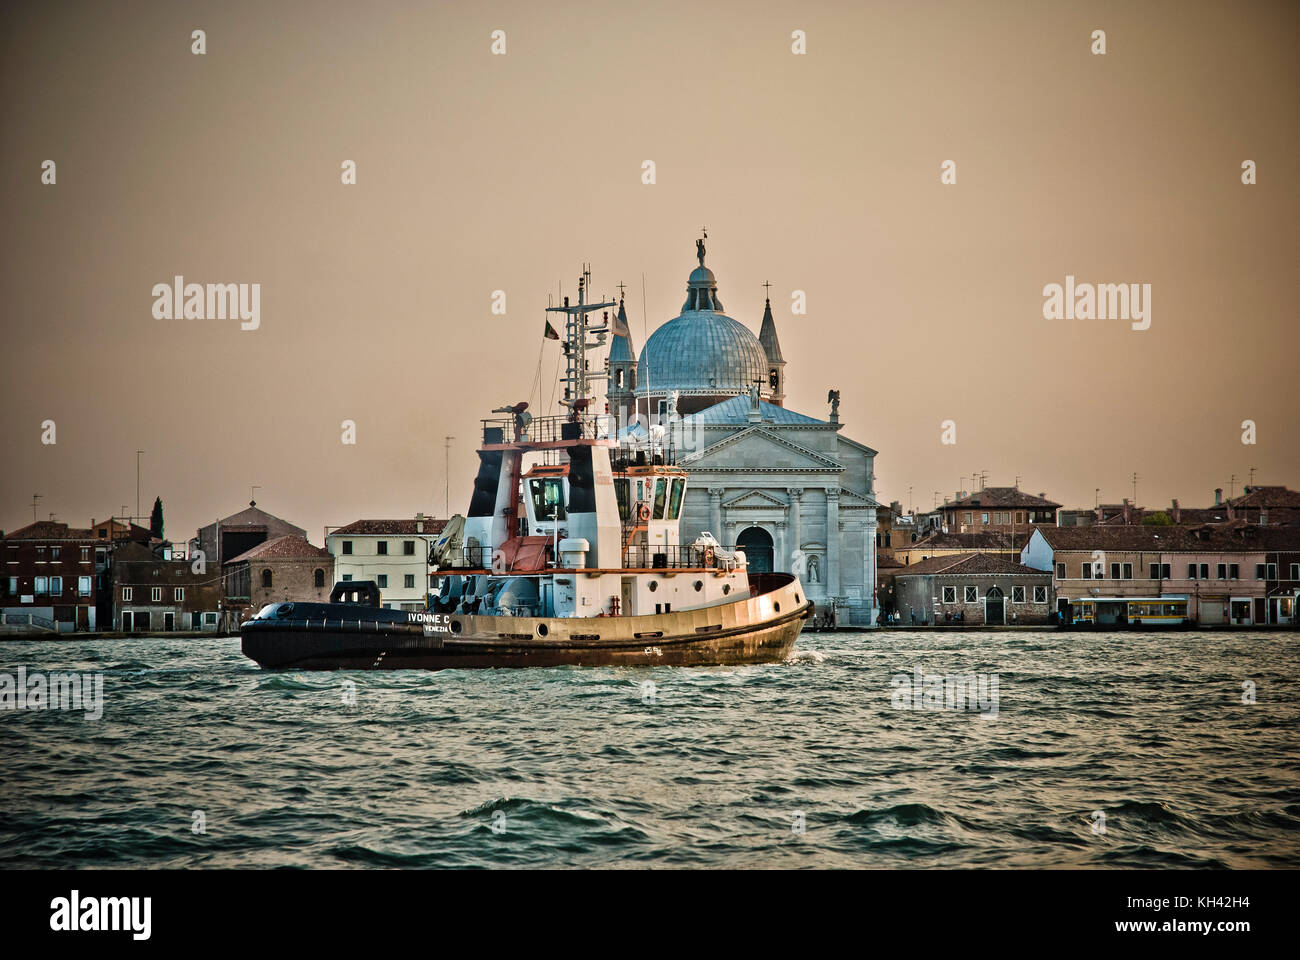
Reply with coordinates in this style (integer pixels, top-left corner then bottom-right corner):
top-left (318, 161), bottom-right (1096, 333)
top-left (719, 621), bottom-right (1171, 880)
top-left (1, 631), bottom-right (1297, 869)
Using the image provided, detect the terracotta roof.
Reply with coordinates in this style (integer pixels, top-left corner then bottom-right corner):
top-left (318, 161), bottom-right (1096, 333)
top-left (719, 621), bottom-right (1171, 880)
top-left (1032, 524), bottom-right (1300, 552)
top-left (943, 487), bottom-right (1061, 510)
top-left (1228, 486), bottom-right (1300, 509)
top-left (895, 553), bottom-right (1048, 577)
top-left (331, 518), bottom-right (449, 537)
top-left (4, 521), bottom-right (97, 541)
top-left (226, 535), bottom-right (331, 564)
top-left (906, 530), bottom-right (1034, 551)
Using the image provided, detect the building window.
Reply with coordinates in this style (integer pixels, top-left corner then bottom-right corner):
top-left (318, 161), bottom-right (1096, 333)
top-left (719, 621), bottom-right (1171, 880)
top-left (404, 574), bottom-right (415, 589)
top-left (1017, 512), bottom-right (1025, 524)
top-left (1148, 563), bottom-right (1159, 579)
top-left (1255, 564), bottom-right (1265, 579)
top-left (342, 574), bottom-right (352, 581)
top-left (1187, 563), bottom-right (1197, 579)
top-left (1110, 562), bottom-right (1120, 580)
top-left (78, 576), bottom-right (91, 597)
top-left (34, 577), bottom-right (48, 595)
top-left (261, 569), bottom-right (272, 589)
top-left (377, 541), bottom-right (388, 555)
top-left (964, 512), bottom-right (972, 525)
top-left (403, 541), bottom-right (416, 556)
top-left (342, 541), bottom-right (353, 555)
top-left (1198, 564), bottom-right (1208, 579)
top-left (1292, 564), bottom-right (1300, 580)
top-left (964, 586), bottom-right (978, 602)
top-left (1229, 564), bottom-right (1239, 580)
top-left (1033, 586), bottom-right (1048, 603)
top-left (942, 586), bottom-right (956, 603)
top-left (1266, 563), bottom-right (1278, 580)
top-left (1011, 586), bottom-right (1026, 603)
top-left (1082, 562), bottom-right (1093, 580)
top-left (377, 575), bottom-right (388, 588)
top-left (981, 512), bottom-right (989, 524)
top-left (50, 576), bottom-right (62, 595)
top-left (80, 547), bottom-right (89, 562)
top-left (1056, 562), bottom-right (1065, 579)
top-left (174, 587), bottom-right (184, 601)
top-left (151, 586), bottom-right (162, 602)
top-left (51, 547), bottom-right (61, 561)
top-left (1217, 563), bottom-right (1227, 579)
top-left (123, 587), bottom-right (133, 601)
top-left (314, 569), bottom-right (325, 588)
top-left (7, 577), bottom-right (17, 594)
top-left (1122, 563), bottom-right (1133, 579)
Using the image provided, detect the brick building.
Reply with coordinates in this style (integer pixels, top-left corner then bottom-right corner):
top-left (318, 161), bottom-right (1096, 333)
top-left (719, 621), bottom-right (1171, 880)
top-left (1, 521), bottom-right (105, 632)
top-left (222, 535), bottom-right (333, 628)
top-left (194, 502), bottom-right (307, 569)
top-left (110, 541), bottom-right (222, 632)
top-left (894, 553), bottom-right (1054, 626)
top-left (939, 487), bottom-right (1060, 533)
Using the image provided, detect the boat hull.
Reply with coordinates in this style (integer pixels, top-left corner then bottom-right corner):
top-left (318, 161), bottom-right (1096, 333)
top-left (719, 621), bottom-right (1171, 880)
top-left (241, 573), bottom-right (809, 670)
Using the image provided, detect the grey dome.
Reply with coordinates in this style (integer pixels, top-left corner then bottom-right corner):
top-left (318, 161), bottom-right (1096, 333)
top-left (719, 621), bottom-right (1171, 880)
top-left (637, 311), bottom-right (769, 397)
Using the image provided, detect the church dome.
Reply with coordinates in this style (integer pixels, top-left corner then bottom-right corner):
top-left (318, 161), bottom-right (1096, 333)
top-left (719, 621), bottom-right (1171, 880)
top-left (636, 237), bottom-right (770, 399)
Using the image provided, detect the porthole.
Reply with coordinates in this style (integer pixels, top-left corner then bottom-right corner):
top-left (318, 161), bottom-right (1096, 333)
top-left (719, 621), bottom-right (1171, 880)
top-left (450, 619), bottom-right (462, 634)
top-left (722, 584), bottom-right (731, 595)
top-left (537, 622), bottom-right (549, 637)
top-left (795, 593), bottom-right (801, 604)
top-left (648, 581), bottom-right (658, 592)
top-left (774, 602), bottom-right (781, 613)
top-left (694, 580), bottom-right (704, 592)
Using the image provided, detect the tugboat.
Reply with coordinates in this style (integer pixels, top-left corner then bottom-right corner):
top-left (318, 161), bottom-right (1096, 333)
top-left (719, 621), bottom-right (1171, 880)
top-left (241, 268), bottom-right (811, 670)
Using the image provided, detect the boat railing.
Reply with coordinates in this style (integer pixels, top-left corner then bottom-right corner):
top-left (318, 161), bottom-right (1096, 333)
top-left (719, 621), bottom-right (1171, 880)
top-left (448, 541), bottom-right (742, 571)
top-left (481, 413), bottom-right (617, 446)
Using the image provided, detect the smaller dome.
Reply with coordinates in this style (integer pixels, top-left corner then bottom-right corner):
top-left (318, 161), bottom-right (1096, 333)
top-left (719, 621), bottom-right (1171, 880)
top-left (688, 266), bottom-right (716, 286)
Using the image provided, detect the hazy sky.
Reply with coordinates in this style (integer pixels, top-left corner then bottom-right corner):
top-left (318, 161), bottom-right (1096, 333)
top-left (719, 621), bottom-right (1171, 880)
top-left (2, 0), bottom-right (1296, 543)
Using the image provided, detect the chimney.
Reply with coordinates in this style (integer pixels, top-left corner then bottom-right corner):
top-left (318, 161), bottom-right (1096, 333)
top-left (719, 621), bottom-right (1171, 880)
top-left (1171, 499), bottom-right (1180, 524)
top-left (416, 511), bottom-right (424, 534)
top-left (1122, 499), bottom-right (1131, 525)
top-left (1214, 487), bottom-right (1223, 506)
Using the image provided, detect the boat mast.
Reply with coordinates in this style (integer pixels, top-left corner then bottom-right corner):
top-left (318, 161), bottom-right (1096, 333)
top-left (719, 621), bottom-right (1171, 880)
top-left (546, 265), bottom-right (617, 416)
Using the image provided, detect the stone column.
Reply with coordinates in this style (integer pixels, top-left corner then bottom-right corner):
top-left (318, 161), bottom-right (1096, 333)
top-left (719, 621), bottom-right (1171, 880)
top-left (773, 518), bottom-right (787, 572)
top-left (826, 487), bottom-right (841, 597)
top-left (863, 513), bottom-right (878, 626)
top-left (708, 487), bottom-right (724, 538)
top-left (786, 487), bottom-right (804, 569)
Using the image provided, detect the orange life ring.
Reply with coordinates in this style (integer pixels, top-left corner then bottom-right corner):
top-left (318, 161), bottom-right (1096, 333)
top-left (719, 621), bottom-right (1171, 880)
top-left (703, 546), bottom-right (715, 566)
top-left (638, 504), bottom-right (651, 522)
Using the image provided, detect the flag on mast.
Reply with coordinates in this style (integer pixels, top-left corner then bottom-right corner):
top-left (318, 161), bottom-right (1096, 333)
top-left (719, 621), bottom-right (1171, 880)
top-left (609, 304), bottom-right (631, 339)
top-left (543, 319), bottom-right (560, 341)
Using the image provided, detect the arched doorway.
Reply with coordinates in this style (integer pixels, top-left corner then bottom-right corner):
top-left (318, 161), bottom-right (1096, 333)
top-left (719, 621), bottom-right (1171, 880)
top-left (985, 585), bottom-right (1005, 625)
top-left (737, 526), bottom-right (774, 574)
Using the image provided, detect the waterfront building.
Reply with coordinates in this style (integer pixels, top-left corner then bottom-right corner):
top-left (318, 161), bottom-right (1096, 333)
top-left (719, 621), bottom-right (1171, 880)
top-left (893, 553), bottom-right (1054, 626)
top-left (615, 238), bottom-right (880, 626)
top-left (110, 540), bottom-right (221, 632)
top-left (326, 516), bottom-right (448, 610)
top-left (1022, 524), bottom-right (1300, 625)
top-left (0, 521), bottom-right (104, 633)
top-left (893, 530), bottom-right (1033, 567)
top-left (222, 535), bottom-right (333, 629)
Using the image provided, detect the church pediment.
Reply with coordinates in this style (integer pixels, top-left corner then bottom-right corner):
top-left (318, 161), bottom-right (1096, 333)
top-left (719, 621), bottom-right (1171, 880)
top-left (722, 489), bottom-right (789, 510)
top-left (681, 425), bottom-right (842, 472)
top-left (837, 487), bottom-right (881, 509)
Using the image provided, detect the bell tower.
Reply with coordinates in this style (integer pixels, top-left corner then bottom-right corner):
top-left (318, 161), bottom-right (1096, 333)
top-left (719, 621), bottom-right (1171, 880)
top-left (758, 282), bottom-right (786, 407)
top-left (607, 291), bottom-right (637, 433)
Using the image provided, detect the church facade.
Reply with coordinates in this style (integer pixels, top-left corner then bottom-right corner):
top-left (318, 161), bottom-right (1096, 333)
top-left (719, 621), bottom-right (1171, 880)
top-left (610, 238), bottom-right (880, 626)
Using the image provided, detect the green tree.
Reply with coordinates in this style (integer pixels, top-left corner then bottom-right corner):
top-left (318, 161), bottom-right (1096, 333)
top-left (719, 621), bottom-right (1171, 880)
top-left (150, 496), bottom-right (164, 539)
top-left (1142, 510), bottom-right (1173, 526)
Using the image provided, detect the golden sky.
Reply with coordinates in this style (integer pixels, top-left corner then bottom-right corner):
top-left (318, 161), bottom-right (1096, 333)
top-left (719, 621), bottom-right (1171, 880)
top-left (2, 0), bottom-right (1296, 540)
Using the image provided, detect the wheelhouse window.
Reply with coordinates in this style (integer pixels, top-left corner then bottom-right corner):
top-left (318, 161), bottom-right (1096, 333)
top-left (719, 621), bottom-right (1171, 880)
top-left (529, 477), bottom-right (566, 521)
top-left (615, 478), bottom-right (630, 523)
top-left (667, 478), bottom-right (686, 520)
top-left (652, 478), bottom-right (667, 520)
